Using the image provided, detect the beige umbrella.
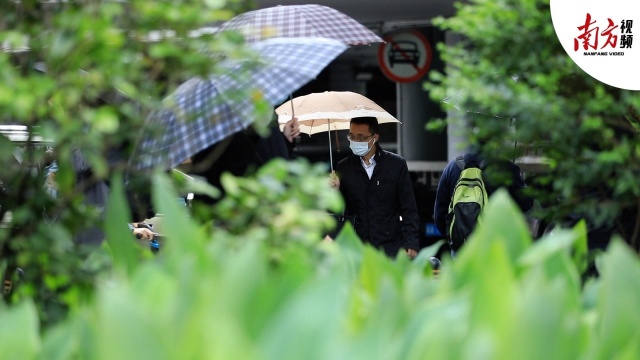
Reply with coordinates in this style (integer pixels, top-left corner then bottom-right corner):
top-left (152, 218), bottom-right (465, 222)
top-left (275, 91), bottom-right (400, 170)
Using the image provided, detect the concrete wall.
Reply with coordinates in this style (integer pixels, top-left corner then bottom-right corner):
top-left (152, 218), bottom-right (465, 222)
top-left (395, 27), bottom-right (448, 163)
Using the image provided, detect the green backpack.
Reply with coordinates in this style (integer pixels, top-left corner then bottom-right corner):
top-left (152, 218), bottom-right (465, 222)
top-left (445, 156), bottom-right (489, 252)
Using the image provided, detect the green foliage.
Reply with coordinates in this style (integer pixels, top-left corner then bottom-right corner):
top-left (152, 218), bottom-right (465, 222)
top-left (426, 0), bottom-right (640, 249)
top-left (210, 159), bottom-right (343, 258)
top-left (0, 179), bottom-right (637, 359)
top-left (592, 241), bottom-right (640, 359)
top-left (0, 300), bottom-right (41, 358)
top-left (0, 0), bottom-right (267, 324)
top-left (105, 173), bottom-right (145, 276)
top-left (2, 2), bottom-right (640, 358)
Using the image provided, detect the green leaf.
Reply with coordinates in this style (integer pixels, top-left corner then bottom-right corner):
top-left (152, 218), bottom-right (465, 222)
top-left (334, 221), bottom-right (364, 253)
top-left (41, 317), bottom-right (80, 360)
top-left (412, 240), bottom-right (445, 274)
top-left (399, 295), bottom-right (471, 359)
top-left (259, 273), bottom-right (349, 360)
top-left (358, 246), bottom-right (402, 299)
top-left (571, 220), bottom-right (589, 274)
top-left (93, 107), bottom-right (120, 134)
top-left (94, 281), bottom-right (167, 360)
top-left (591, 240), bottom-right (640, 359)
top-left (105, 172), bottom-right (140, 275)
top-left (458, 239), bottom-right (519, 336)
top-left (518, 230), bottom-right (576, 266)
top-left (0, 300), bottom-right (41, 359)
top-left (501, 269), bottom-right (585, 360)
top-left (173, 170), bottom-right (220, 199)
top-left (517, 228), bottom-right (582, 293)
top-left (455, 189), bottom-right (531, 268)
top-left (151, 171), bottom-right (207, 258)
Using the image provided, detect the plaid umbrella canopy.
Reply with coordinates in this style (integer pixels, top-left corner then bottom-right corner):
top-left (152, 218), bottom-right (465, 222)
top-left (216, 4), bottom-right (383, 45)
top-left (133, 37), bottom-right (347, 170)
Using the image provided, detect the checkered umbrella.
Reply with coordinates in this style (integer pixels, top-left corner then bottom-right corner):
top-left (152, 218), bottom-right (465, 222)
top-left (217, 4), bottom-right (383, 45)
top-left (133, 37), bottom-right (347, 170)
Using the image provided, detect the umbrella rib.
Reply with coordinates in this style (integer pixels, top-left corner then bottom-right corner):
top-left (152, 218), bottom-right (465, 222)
top-left (331, 91), bottom-right (346, 113)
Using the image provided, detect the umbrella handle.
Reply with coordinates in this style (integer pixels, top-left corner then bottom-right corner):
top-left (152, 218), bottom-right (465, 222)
top-left (289, 94), bottom-right (301, 144)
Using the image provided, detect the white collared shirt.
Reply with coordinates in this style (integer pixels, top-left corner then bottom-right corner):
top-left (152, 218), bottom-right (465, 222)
top-left (360, 154), bottom-right (376, 179)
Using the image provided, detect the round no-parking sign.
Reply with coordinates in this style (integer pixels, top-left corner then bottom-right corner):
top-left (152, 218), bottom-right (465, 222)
top-left (378, 30), bottom-right (433, 83)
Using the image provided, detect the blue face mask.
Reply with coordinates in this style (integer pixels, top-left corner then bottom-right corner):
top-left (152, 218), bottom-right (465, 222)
top-left (349, 138), bottom-right (374, 156)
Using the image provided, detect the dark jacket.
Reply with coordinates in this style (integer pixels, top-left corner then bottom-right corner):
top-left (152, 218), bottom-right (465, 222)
top-left (336, 144), bottom-right (420, 257)
top-left (253, 121), bottom-right (295, 162)
top-left (434, 153), bottom-right (533, 236)
top-left (190, 131), bottom-right (264, 205)
top-left (71, 148), bottom-right (111, 246)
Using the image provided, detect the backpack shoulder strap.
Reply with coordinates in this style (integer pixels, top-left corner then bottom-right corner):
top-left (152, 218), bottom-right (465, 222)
top-left (460, 153), bottom-right (488, 170)
top-left (454, 156), bottom-right (465, 171)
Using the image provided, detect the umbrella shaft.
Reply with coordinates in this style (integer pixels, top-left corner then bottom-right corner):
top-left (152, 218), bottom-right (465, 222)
top-left (328, 122), bottom-right (333, 171)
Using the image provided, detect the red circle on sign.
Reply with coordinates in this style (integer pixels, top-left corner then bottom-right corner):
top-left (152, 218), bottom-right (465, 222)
top-left (377, 30), bottom-right (433, 83)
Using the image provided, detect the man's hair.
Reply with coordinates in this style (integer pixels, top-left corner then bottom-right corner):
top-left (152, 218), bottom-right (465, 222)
top-left (350, 116), bottom-right (379, 135)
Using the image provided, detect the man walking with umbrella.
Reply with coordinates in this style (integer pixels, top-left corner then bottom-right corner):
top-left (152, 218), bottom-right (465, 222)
top-left (328, 117), bottom-right (420, 259)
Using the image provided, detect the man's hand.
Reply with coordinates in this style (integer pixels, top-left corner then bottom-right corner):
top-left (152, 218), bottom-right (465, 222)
top-left (328, 170), bottom-right (340, 189)
top-left (406, 248), bottom-right (418, 260)
top-left (283, 117), bottom-right (300, 143)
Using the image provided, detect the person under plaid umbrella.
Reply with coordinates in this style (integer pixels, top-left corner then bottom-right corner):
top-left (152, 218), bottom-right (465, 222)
top-left (133, 37), bottom-right (347, 171)
top-left (217, 4), bottom-right (383, 147)
top-left (216, 4), bottom-right (383, 46)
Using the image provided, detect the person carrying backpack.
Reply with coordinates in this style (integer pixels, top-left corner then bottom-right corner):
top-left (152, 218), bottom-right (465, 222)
top-left (434, 152), bottom-right (533, 257)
